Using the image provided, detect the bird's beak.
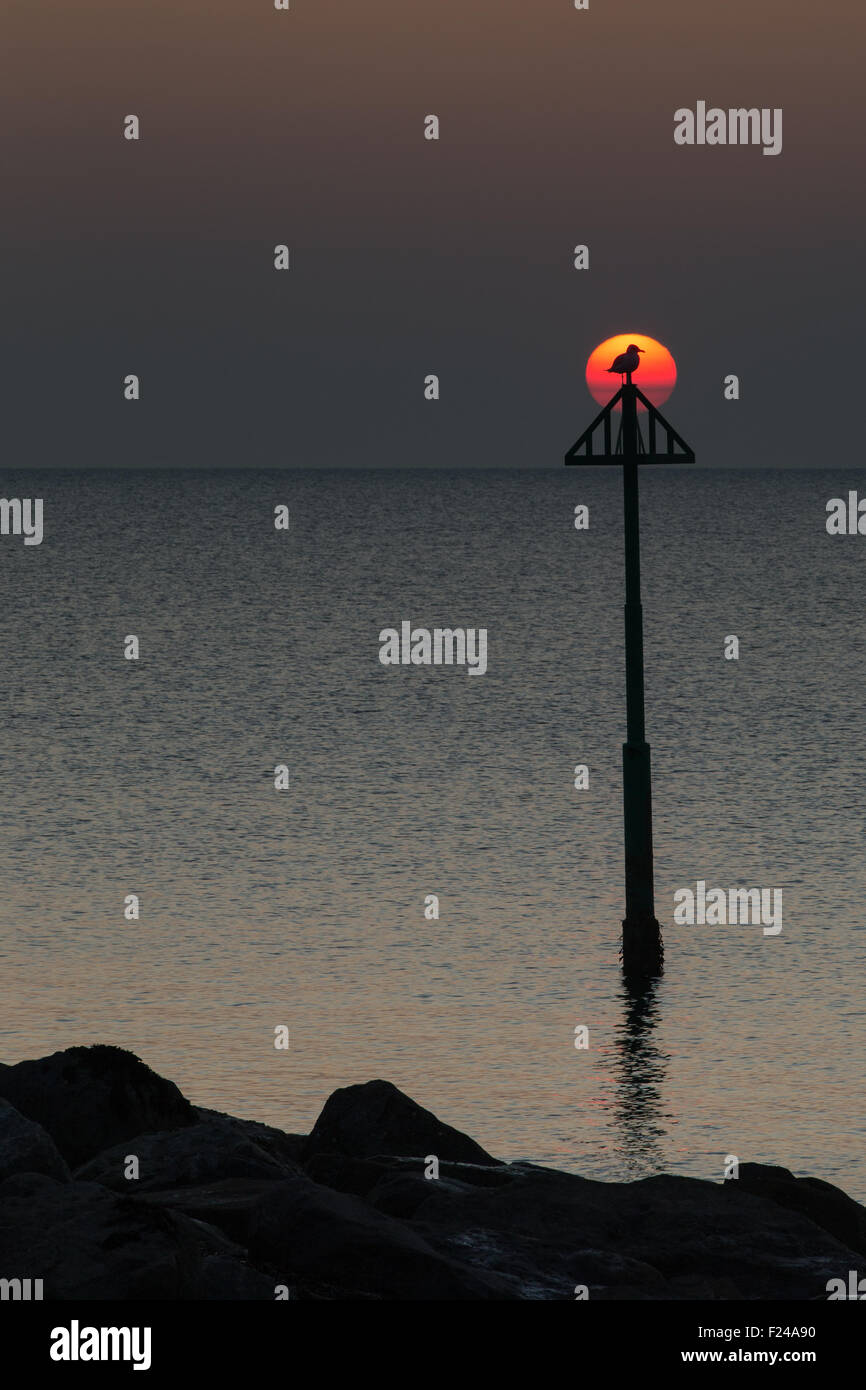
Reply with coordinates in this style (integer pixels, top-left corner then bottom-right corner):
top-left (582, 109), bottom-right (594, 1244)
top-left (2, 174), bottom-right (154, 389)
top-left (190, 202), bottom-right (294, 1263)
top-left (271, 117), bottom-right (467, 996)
top-left (637, 348), bottom-right (645, 353)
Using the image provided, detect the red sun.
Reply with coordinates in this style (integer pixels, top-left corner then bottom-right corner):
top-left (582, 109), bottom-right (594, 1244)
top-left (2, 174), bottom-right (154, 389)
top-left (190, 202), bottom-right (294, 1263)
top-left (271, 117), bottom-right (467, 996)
top-left (585, 333), bottom-right (677, 413)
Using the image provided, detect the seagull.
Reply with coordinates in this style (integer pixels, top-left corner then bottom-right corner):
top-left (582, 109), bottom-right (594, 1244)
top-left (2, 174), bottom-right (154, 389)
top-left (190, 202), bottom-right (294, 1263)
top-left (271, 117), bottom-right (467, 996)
top-left (607, 344), bottom-right (644, 381)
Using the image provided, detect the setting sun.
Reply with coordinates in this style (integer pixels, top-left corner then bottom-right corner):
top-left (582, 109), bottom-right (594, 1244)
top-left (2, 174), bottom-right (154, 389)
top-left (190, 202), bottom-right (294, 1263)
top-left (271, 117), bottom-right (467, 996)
top-left (586, 333), bottom-right (677, 412)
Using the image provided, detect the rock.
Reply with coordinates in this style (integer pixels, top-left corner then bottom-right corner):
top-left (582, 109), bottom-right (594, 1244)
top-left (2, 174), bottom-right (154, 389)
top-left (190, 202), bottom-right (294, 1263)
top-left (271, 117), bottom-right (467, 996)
top-left (408, 1164), bottom-right (864, 1300)
top-left (193, 1107), bottom-right (307, 1168)
top-left (0, 1172), bottom-right (264, 1300)
top-left (664, 1273), bottom-right (744, 1299)
top-left (0, 1100), bottom-right (70, 1183)
top-left (591, 1285), bottom-right (669, 1300)
top-left (365, 1172), bottom-right (432, 1219)
top-left (304, 1150), bottom-right (516, 1205)
top-left (569, 1247), bottom-right (667, 1290)
top-left (248, 1176), bottom-right (509, 1299)
top-left (181, 1254), bottom-right (276, 1300)
top-left (0, 1046), bottom-right (195, 1169)
top-left (729, 1163), bottom-right (866, 1260)
top-left (304, 1152), bottom-right (393, 1198)
top-left (371, 1156), bottom-right (517, 1215)
top-left (3, 1047), bottom-right (866, 1300)
top-left (74, 1117), bottom-right (303, 1191)
top-left (133, 1179), bottom-right (292, 1245)
top-left (304, 1080), bottom-right (499, 1166)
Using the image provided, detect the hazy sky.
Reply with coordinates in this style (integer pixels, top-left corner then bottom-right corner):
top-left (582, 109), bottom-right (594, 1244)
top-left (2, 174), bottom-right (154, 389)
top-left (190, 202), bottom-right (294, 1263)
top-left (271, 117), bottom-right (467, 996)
top-left (4, 0), bottom-right (864, 467)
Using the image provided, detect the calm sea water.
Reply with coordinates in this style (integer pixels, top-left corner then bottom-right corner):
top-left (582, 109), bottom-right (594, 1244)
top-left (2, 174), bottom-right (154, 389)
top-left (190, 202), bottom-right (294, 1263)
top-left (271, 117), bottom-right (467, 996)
top-left (1, 468), bottom-right (864, 1197)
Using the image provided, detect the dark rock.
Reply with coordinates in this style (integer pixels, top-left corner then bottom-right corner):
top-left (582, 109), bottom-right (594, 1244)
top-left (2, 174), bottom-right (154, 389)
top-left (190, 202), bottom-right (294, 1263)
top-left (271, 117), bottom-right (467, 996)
top-left (304, 1151), bottom-right (517, 1210)
top-left (664, 1273), bottom-right (744, 1299)
top-left (0, 1046), bottom-right (195, 1169)
top-left (367, 1157), bottom-right (518, 1218)
top-left (407, 1164), bottom-right (865, 1300)
top-left (193, 1107), bottom-right (307, 1168)
top-left (591, 1285), bottom-right (669, 1300)
top-left (367, 1172), bottom-right (438, 1219)
top-left (0, 1172), bottom-right (262, 1300)
top-left (0, 1100), bottom-right (70, 1183)
top-left (3, 1048), bottom-right (866, 1301)
top-left (304, 1152), bottom-right (392, 1198)
top-left (570, 1247), bottom-right (666, 1289)
top-left (729, 1163), bottom-right (866, 1260)
top-left (181, 1254), bottom-right (275, 1300)
top-left (75, 1117), bottom-right (303, 1192)
top-left (304, 1079), bottom-right (499, 1166)
top-left (134, 1179), bottom-right (293, 1245)
top-left (434, 1158), bottom-right (517, 1188)
top-left (248, 1176), bottom-right (509, 1299)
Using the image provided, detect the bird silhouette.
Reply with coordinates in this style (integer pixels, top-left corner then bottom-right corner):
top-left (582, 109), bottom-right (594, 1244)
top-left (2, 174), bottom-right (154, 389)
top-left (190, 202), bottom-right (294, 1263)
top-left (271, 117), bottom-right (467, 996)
top-left (607, 344), bottom-right (645, 381)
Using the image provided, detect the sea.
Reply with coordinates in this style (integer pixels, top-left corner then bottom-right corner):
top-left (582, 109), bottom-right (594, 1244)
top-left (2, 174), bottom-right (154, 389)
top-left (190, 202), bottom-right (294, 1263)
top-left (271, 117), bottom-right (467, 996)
top-left (1, 467), bottom-right (864, 1197)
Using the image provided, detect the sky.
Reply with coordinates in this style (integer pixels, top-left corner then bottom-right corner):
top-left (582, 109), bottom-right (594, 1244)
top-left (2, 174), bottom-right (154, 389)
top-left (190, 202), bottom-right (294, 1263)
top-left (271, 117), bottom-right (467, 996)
top-left (3, 0), bottom-right (864, 467)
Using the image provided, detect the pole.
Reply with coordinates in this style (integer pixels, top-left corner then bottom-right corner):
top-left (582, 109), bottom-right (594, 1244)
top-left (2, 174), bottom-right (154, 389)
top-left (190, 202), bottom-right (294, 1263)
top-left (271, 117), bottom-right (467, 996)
top-left (620, 377), bottom-right (663, 975)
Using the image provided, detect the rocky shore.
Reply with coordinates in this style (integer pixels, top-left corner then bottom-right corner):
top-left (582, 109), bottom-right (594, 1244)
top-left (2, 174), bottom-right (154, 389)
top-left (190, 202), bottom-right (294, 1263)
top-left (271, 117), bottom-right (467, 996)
top-left (0, 1045), bottom-right (862, 1300)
